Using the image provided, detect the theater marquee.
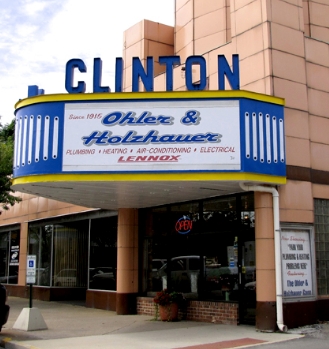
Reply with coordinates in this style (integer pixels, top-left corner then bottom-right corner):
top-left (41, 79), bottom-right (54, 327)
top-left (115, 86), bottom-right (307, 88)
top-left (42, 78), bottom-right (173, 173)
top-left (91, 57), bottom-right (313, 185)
top-left (13, 90), bottom-right (285, 179)
top-left (12, 90), bottom-right (286, 179)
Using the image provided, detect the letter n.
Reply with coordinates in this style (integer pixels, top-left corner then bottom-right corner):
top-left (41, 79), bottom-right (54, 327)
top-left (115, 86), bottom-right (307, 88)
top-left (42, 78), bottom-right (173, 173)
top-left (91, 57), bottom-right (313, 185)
top-left (132, 57), bottom-right (154, 92)
top-left (218, 54), bottom-right (240, 90)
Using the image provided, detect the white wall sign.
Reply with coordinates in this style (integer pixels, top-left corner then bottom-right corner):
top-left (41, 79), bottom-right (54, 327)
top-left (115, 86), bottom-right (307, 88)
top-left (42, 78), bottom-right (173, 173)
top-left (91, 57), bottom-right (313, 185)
top-left (10, 245), bottom-right (19, 266)
top-left (281, 230), bottom-right (313, 298)
top-left (63, 100), bottom-right (240, 172)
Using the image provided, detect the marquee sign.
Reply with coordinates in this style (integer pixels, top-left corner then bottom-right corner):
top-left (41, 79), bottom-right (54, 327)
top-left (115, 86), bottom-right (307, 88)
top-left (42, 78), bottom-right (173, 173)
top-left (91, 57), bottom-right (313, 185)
top-left (13, 90), bottom-right (285, 179)
top-left (13, 54), bottom-right (286, 184)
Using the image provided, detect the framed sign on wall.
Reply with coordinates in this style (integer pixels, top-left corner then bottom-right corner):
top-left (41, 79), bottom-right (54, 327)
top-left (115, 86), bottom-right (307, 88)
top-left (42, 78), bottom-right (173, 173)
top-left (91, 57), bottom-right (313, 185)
top-left (280, 225), bottom-right (316, 301)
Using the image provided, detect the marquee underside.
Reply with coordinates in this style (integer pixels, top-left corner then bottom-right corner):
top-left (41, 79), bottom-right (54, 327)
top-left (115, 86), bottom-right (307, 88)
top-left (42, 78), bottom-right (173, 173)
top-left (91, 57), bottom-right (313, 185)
top-left (12, 174), bottom-right (285, 209)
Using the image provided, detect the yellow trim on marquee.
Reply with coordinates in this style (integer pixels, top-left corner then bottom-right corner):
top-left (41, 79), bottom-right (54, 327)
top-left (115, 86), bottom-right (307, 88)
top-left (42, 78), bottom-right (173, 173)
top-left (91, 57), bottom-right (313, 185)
top-left (15, 90), bottom-right (285, 110)
top-left (12, 172), bottom-right (286, 186)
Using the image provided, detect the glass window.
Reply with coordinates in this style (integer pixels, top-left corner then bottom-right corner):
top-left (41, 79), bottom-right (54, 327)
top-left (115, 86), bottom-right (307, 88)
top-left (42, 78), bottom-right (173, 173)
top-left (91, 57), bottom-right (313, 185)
top-left (0, 228), bottom-right (20, 284)
top-left (29, 219), bottom-right (88, 287)
top-left (52, 221), bottom-right (88, 287)
top-left (89, 216), bottom-right (117, 291)
top-left (142, 207), bottom-right (169, 292)
top-left (29, 226), bottom-right (52, 286)
top-left (143, 193), bottom-right (255, 303)
top-left (314, 199), bottom-right (329, 295)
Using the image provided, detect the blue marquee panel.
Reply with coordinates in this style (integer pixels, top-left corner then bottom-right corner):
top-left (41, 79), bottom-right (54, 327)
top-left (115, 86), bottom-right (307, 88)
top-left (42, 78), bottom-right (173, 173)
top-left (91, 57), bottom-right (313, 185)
top-left (14, 103), bottom-right (64, 176)
top-left (240, 99), bottom-right (285, 176)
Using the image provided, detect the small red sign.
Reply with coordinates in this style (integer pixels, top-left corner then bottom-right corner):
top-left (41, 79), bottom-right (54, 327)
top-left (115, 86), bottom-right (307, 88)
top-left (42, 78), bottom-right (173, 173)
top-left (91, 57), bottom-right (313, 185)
top-left (175, 216), bottom-right (192, 234)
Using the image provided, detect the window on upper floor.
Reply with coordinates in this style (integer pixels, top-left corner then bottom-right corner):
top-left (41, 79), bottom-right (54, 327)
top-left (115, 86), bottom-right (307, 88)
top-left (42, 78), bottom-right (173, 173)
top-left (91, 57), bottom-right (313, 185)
top-left (314, 199), bottom-right (329, 295)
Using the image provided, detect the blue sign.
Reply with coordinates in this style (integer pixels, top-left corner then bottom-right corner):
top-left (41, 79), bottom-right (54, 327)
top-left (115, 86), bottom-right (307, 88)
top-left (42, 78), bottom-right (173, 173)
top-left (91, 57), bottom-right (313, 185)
top-left (28, 54), bottom-right (240, 97)
top-left (13, 91), bottom-right (285, 180)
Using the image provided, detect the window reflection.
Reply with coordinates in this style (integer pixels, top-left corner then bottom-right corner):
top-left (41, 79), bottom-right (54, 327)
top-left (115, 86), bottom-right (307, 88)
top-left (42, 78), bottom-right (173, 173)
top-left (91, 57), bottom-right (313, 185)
top-left (29, 220), bottom-right (88, 287)
top-left (53, 221), bottom-right (88, 287)
top-left (0, 229), bottom-right (20, 285)
top-left (89, 216), bottom-right (117, 291)
top-left (144, 194), bottom-right (256, 303)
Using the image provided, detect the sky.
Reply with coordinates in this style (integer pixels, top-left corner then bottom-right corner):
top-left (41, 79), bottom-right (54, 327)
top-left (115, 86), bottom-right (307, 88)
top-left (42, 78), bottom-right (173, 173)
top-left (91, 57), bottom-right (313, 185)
top-left (0, 0), bottom-right (174, 126)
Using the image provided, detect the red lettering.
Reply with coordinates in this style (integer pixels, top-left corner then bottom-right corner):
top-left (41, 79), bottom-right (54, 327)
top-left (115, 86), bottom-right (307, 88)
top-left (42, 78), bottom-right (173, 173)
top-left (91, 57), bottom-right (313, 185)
top-left (175, 219), bottom-right (193, 233)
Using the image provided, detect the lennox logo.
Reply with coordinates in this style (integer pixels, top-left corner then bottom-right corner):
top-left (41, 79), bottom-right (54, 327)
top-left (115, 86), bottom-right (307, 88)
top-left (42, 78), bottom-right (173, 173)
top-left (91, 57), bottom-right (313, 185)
top-left (118, 155), bottom-right (180, 162)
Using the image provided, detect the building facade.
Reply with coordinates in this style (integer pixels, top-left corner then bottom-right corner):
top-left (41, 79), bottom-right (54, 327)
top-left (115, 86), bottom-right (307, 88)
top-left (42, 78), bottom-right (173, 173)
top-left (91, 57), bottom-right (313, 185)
top-left (1, 0), bottom-right (329, 332)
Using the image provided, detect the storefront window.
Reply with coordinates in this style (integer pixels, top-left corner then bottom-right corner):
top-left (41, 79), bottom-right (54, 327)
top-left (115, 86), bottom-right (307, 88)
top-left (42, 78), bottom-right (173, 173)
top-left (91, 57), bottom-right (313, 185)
top-left (89, 216), bottom-right (117, 291)
top-left (29, 226), bottom-right (52, 286)
top-left (144, 194), bottom-right (255, 303)
top-left (29, 220), bottom-right (88, 287)
top-left (53, 221), bottom-right (88, 287)
top-left (0, 227), bottom-right (20, 284)
top-left (143, 206), bottom-right (169, 292)
top-left (314, 199), bottom-right (329, 295)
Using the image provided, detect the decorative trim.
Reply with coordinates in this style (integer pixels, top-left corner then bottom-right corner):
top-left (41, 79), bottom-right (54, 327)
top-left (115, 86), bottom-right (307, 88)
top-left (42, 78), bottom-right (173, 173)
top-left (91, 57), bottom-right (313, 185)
top-left (12, 172), bottom-right (287, 186)
top-left (15, 90), bottom-right (285, 110)
top-left (286, 165), bottom-right (329, 185)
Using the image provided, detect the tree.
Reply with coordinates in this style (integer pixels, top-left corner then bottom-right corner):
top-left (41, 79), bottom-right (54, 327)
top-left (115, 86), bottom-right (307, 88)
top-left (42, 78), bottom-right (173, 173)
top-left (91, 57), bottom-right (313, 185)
top-left (0, 119), bottom-right (21, 210)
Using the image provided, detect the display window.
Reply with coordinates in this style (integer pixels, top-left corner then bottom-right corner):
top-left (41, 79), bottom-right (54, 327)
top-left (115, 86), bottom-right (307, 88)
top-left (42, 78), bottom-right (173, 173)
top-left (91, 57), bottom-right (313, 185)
top-left (29, 225), bottom-right (52, 286)
top-left (89, 216), bottom-right (117, 291)
top-left (143, 194), bottom-right (255, 307)
top-left (28, 212), bottom-right (117, 289)
top-left (0, 227), bottom-right (20, 284)
top-left (29, 220), bottom-right (89, 287)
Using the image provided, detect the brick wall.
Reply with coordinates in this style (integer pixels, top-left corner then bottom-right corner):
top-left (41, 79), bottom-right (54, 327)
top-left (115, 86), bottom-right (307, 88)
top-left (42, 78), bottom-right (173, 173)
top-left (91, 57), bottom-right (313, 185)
top-left (137, 297), bottom-right (238, 325)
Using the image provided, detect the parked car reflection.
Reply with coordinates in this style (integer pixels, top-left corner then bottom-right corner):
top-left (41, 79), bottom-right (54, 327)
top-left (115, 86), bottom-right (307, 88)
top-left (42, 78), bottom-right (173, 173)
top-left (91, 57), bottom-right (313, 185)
top-left (89, 267), bottom-right (116, 290)
top-left (157, 255), bottom-right (204, 293)
top-left (0, 272), bottom-right (18, 284)
top-left (156, 255), bottom-right (256, 300)
top-left (54, 269), bottom-right (77, 287)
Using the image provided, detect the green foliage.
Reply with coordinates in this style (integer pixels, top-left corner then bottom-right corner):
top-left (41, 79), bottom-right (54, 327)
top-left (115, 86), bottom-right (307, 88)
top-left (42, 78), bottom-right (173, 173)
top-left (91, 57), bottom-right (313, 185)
top-left (0, 119), bottom-right (15, 142)
top-left (0, 119), bottom-right (21, 210)
top-left (153, 289), bottom-right (185, 306)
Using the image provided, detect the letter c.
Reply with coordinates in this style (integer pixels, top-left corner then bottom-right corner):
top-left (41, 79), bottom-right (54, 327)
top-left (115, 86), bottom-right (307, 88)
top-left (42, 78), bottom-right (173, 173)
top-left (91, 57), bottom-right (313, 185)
top-left (65, 59), bottom-right (86, 93)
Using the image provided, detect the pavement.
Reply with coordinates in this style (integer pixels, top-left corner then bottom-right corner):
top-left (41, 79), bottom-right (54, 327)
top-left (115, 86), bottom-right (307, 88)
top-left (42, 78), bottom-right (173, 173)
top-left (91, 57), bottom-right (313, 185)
top-left (0, 296), bottom-right (306, 349)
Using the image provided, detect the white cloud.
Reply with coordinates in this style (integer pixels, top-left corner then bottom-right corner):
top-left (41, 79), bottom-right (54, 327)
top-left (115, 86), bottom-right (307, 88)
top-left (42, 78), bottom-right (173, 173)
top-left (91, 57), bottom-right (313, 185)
top-left (15, 24), bottom-right (39, 37)
top-left (22, 0), bottom-right (49, 16)
top-left (0, 0), bottom-right (174, 125)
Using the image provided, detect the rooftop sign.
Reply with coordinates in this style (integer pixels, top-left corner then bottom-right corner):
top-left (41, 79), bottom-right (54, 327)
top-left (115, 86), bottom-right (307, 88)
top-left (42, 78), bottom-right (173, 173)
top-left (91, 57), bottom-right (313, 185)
top-left (27, 54), bottom-right (240, 97)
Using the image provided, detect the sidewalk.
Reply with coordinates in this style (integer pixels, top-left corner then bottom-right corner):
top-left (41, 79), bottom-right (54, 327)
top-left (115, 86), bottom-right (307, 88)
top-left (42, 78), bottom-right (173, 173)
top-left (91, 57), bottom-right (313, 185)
top-left (0, 297), bottom-right (303, 349)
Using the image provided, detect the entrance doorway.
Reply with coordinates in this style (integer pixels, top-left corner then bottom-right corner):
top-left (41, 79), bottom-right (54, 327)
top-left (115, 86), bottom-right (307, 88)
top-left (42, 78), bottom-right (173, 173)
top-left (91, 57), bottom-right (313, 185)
top-left (143, 193), bottom-right (256, 325)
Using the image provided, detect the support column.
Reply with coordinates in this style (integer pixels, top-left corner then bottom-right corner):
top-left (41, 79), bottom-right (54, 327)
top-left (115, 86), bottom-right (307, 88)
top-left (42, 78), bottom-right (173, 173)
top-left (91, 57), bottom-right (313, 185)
top-left (254, 192), bottom-right (277, 331)
top-left (116, 208), bottom-right (138, 315)
top-left (18, 222), bottom-right (28, 286)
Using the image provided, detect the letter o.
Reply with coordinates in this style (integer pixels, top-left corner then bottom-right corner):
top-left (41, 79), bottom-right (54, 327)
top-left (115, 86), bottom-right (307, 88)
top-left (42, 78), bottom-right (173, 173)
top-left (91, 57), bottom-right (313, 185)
top-left (107, 136), bottom-right (122, 144)
top-left (102, 112), bottom-right (123, 125)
